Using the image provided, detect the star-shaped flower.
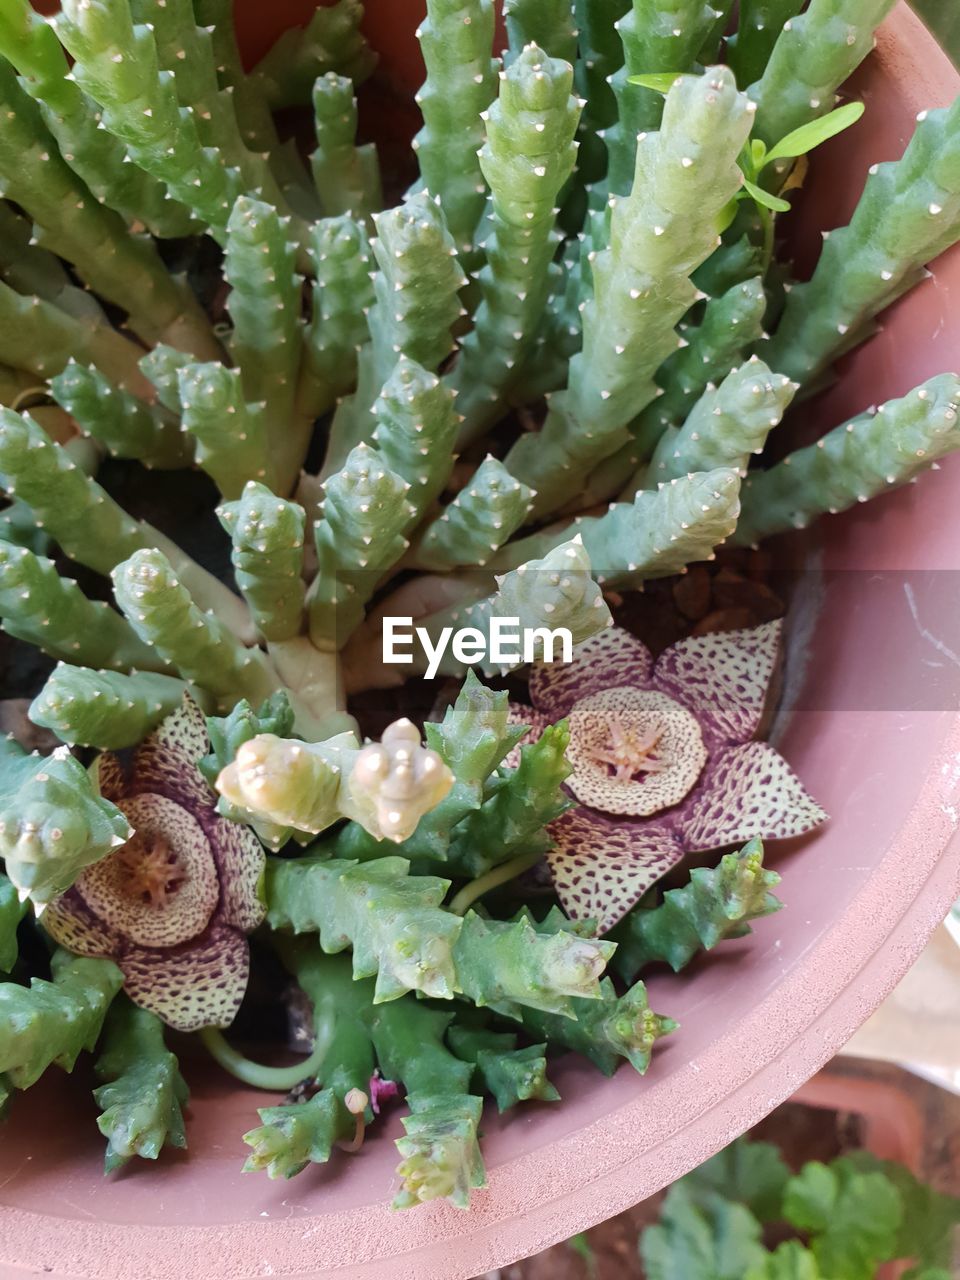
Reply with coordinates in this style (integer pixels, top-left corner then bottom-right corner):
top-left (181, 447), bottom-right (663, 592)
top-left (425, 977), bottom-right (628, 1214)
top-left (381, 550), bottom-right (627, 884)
top-left (514, 621), bottom-right (827, 932)
top-left (44, 697), bottom-right (266, 1032)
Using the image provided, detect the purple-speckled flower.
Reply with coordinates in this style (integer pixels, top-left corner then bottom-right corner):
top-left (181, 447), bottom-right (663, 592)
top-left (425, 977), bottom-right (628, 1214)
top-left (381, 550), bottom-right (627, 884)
top-left (44, 697), bottom-right (265, 1031)
top-left (512, 621), bottom-right (826, 932)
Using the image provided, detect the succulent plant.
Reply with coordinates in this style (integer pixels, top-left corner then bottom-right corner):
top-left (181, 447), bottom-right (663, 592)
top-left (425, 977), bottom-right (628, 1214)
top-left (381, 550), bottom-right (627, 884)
top-left (0, 0), bottom-right (957, 1213)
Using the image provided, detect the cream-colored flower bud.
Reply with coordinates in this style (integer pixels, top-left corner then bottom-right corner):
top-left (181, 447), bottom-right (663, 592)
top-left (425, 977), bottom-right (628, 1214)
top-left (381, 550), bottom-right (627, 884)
top-left (216, 731), bottom-right (358, 834)
top-left (343, 718), bottom-right (454, 843)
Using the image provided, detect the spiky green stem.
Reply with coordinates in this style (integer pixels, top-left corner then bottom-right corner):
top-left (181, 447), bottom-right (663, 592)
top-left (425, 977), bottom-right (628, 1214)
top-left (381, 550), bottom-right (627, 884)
top-left (311, 72), bottom-right (382, 220)
top-left (0, 872), bottom-right (26, 973)
top-left (112, 548), bottom-right (279, 708)
top-left (298, 215), bottom-right (374, 419)
top-left (447, 1018), bottom-right (559, 1112)
top-left (217, 483), bottom-right (306, 643)
top-left (451, 44), bottom-right (581, 443)
top-left (371, 357), bottom-right (459, 525)
top-left (55, 0), bottom-right (243, 241)
top-left (764, 99), bottom-right (960, 387)
top-left (0, 60), bottom-right (214, 355)
top-left (307, 444), bottom-right (415, 649)
top-left (0, 949), bottom-right (123, 1090)
top-left (51, 362), bottom-right (191, 471)
top-left (0, 0), bottom-right (197, 237)
top-left (410, 457), bottom-right (535, 571)
top-left (413, 0), bottom-right (499, 269)
top-left (0, 737), bottom-right (130, 908)
top-left (0, 542), bottom-right (167, 674)
top-left (504, 68), bottom-right (754, 518)
top-left (609, 839), bottom-right (783, 980)
top-left (251, 0), bottom-right (376, 111)
top-left (733, 374), bottom-right (960, 545)
top-left (726, 0), bottom-right (806, 88)
top-left (748, 0), bottom-right (896, 149)
top-left (177, 362), bottom-right (273, 500)
top-left (606, 1), bottom-right (723, 196)
top-left (503, 0), bottom-right (579, 63)
top-left (29, 666), bottom-right (190, 751)
top-left (93, 997), bottom-right (189, 1173)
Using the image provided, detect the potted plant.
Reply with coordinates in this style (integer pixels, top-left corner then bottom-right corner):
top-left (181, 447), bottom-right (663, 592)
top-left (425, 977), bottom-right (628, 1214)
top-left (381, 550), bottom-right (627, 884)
top-left (1, 2), bottom-right (960, 1278)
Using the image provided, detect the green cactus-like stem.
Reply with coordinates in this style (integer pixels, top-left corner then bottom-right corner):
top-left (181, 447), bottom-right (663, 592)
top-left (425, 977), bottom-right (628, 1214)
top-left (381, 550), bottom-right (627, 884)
top-left (765, 100), bottom-right (960, 388)
top-left (606, 0), bottom-right (723, 197)
top-left (0, 409), bottom-right (145, 576)
top-left (93, 997), bottom-right (189, 1173)
top-left (320, 193), bottom-right (465, 477)
top-left (609, 839), bottom-right (783, 980)
top-left (130, 0), bottom-right (291, 215)
top-left (733, 374), bottom-right (960, 546)
top-left (29, 665), bottom-right (190, 751)
top-left (0, 949), bottom-right (123, 1090)
top-left (504, 68), bottom-right (753, 518)
top-left (139, 345), bottom-right (191, 415)
top-left (411, 457), bottom-right (535, 571)
top-left (633, 356), bottom-right (795, 491)
top-left (266, 854), bottom-right (615, 1015)
top-left (0, 739), bottom-right (131, 908)
top-left (727, 0), bottom-right (805, 88)
top-left (298, 216), bottom-right (375, 419)
top-left (0, 872), bottom-right (26, 973)
top-left (415, 538), bottom-right (612, 679)
top-left (574, 0), bottom-right (632, 186)
top-left (112, 548), bottom-right (279, 709)
top-left (51, 362), bottom-right (191, 471)
top-left (508, 975), bottom-right (676, 1075)
top-left (413, 0), bottom-right (499, 268)
top-left (450, 45), bottom-right (581, 443)
top-left (364, 996), bottom-right (485, 1209)
top-left (0, 201), bottom-right (102, 317)
top-left (308, 444), bottom-right (415, 649)
top-left (177, 363), bottom-right (273, 501)
top-left (0, 543), bottom-right (167, 674)
top-left (503, 0), bottom-right (578, 63)
top-left (634, 275), bottom-right (769, 455)
top-left (224, 197), bottom-right (304, 438)
top-left (748, 0), bottom-right (896, 149)
top-left (371, 357), bottom-right (459, 524)
top-left (217, 483), bottom-right (306, 643)
top-left (311, 73), bottom-right (383, 220)
top-left (0, 282), bottom-right (149, 393)
top-left (0, 61), bottom-right (213, 355)
top-left (251, 0), bottom-right (377, 112)
top-left (0, 0), bottom-right (196, 238)
top-left (447, 1020), bottom-right (559, 1112)
top-left (448, 724), bottom-right (572, 877)
top-left (55, 0), bottom-right (243, 242)
top-left (494, 467), bottom-right (742, 588)
top-left (243, 948), bottom-right (377, 1179)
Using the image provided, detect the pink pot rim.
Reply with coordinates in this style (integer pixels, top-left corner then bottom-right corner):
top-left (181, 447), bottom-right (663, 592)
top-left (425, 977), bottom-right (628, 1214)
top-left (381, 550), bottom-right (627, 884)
top-left (3, 7), bottom-right (960, 1279)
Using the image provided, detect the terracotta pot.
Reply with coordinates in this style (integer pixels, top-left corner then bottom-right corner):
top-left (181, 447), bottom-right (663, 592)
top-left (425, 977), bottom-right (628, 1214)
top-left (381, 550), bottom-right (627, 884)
top-left (3, 5), bottom-right (960, 1279)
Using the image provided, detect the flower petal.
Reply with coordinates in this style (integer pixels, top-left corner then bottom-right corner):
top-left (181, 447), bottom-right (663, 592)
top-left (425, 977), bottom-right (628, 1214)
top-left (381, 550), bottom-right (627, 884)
top-left (566, 687), bottom-right (706, 816)
top-left (546, 808), bottom-right (685, 932)
top-left (76, 793), bottom-right (219, 948)
top-left (44, 887), bottom-right (120, 957)
top-left (120, 923), bottom-right (250, 1032)
top-left (127, 695), bottom-right (212, 810)
top-left (94, 750), bottom-right (128, 803)
top-left (210, 809), bottom-right (266, 931)
top-left (653, 620), bottom-right (782, 747)
top-left (680, 741), bottom-right (828, 851)
top-left (529, 626), bottom-right (654, 718)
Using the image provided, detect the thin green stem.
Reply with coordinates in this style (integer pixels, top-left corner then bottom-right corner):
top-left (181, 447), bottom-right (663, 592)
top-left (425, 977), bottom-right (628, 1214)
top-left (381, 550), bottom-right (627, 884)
top-left (198, 1012), bottom-right (333, 1091)
top-left (759, 204), bottom-right (776, 273)
top-left (448, 849), bottom-right (544, 917)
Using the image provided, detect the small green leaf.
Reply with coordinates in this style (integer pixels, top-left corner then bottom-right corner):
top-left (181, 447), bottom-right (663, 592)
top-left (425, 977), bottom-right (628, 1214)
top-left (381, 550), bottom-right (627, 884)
top-left (763, 102), bottom-right (866, 166)
top-left (742, 178), bottom-right (792, 212)
top-left (627, 72), bottom-right (684, 93)
top-left (716, 198), bottom-right (740, 233)
top-left (750, 138), bottom-right (768, 171)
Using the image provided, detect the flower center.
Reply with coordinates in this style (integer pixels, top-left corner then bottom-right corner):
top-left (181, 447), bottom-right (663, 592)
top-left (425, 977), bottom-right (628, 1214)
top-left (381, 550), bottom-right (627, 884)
top-left (584, 714), bottom-right (669, 782)
top-left (116, 830), bottom-right (186, 908)
top-left (566, 687), bottom-right (707, 818)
